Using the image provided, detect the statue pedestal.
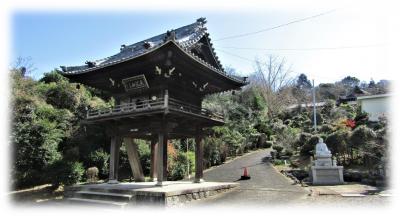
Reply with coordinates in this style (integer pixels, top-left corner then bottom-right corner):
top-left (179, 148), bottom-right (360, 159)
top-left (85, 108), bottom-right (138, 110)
top-left (310, 156), bottom-right (343, 185)
top-left (310, 166), bottom-right (344, 185)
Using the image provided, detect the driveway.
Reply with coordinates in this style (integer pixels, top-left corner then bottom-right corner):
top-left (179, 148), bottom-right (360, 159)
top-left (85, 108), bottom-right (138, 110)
top-left (188, 149), bottom-right (309, 206)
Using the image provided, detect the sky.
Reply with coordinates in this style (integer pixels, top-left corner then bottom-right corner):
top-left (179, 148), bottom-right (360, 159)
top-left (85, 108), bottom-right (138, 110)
top-left (11, 4), bottom-right (388, 85)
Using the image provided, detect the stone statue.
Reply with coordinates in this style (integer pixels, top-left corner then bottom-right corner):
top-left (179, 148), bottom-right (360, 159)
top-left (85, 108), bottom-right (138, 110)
top-left (310, 137), bottom-right (344, 185)
top-left (315, 138), bottom-right (331, 157)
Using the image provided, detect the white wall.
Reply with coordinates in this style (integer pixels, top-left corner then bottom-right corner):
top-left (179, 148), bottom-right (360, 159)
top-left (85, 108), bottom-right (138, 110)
top-left (360, 96), bottom-right (390, 121)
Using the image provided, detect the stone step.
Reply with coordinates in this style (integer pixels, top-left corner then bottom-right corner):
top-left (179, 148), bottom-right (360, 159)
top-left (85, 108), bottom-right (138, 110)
top-left (74, 191), bottom-right (133, 202)
top-left (67, 197), bottom-right (128, 208)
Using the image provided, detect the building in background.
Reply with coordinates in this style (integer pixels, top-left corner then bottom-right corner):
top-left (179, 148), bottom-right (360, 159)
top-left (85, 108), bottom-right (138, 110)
top-left (357, 94), bottom-right (392, 122)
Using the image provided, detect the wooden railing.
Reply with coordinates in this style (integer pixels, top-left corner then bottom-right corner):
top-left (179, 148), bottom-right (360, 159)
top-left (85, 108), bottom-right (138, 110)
top-left (87, 97), bottom-right (165, 119)
top-left (86, 97), bottom-right (223, 121)
top-left (169, 98), bottom-right (224, 121)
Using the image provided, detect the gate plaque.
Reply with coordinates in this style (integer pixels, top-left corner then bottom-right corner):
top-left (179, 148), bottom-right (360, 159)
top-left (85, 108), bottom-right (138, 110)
top-left (122, 75), bottom-right (149, 92)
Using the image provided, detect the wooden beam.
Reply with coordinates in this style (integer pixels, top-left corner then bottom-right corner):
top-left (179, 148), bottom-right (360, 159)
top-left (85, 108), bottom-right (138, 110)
top-left (124, 138), bottom-right (145, 182)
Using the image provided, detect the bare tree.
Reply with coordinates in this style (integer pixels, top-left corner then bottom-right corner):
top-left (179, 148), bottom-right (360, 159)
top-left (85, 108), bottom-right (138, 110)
top-left (249, 55), bottom-right (296, 117)
top-left (11, 56), bottom-right (37, 77)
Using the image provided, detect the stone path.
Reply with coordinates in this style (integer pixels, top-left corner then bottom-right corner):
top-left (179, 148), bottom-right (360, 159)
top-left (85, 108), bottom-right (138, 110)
top-left (187, 149), bottom-right (309, 206)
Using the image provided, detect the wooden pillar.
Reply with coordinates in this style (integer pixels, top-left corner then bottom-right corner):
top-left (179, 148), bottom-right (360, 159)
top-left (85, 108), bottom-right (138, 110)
top-left (125, 138), bottom-right (145, 182)
top-left (163, 135), bottom-right (168, 180)
top-left (108, 136), bottom-right (121, 184)
top-left (150, 139), bottom-right (158, 182)
top-left (156, 132), bottom-right (166, 186)
top-left (194, 129), bottom-right (204, 183)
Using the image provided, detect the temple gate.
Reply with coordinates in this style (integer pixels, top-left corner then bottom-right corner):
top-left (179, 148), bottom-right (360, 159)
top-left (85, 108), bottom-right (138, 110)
top-left (60, 18), bottom-right (248, 186)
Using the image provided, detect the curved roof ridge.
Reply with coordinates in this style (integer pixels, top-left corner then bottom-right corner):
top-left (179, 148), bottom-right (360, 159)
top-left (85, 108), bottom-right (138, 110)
top-left (60, 19), bottom-right (207, 74)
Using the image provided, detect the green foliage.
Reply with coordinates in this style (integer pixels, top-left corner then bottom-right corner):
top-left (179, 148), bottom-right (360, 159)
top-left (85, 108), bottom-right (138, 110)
top-left (265, 141), bottom-right (273, 148)
top-left (40, 70), bottom-right (68, 84)
top-left (349, 125), bottom-right (376, 150)
top-left (88, 149), bottom-right (109, 177)
top-left (137, 140), bottom-right (151, 176)
top-left (321, 100), bottom-right (336, 116)
top-left (272, 145), bottom-right (283, 154)
top-left (319, 124), bottom-right (335, 134)
top-left (204, 137), bottom-right (223, 167)
top-left (325, 130), bottom-right (349, 155)
top-left (170, 152), bottom-right (195, 180)
top-left (11, 68), bottom-right (113, 188)
top-left (283, 149), bottom-right (293, 157)
top-left (354, 109), bottom-right (369, 127)
top-left (273, 159), bottom-right (285, 166)
top-left (47, 160), bottom-right (85, 187)
top-left (300, 135), bottom-right (319, 156)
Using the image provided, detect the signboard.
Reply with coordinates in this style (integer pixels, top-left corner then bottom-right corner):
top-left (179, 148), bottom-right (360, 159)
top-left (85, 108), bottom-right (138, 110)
top-left (122, 74), bottom-right (149, 92)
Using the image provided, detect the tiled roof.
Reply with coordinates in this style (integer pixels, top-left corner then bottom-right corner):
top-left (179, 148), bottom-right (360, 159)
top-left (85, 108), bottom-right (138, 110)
top-left (59, 18), bottom-right (245, 83)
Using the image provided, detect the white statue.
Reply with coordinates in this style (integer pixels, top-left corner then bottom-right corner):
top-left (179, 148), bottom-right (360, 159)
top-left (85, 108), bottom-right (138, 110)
top-left (315, 138), bottom-right (331, 157)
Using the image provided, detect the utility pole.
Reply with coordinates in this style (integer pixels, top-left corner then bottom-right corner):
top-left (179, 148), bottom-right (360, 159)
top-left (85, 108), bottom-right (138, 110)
top-left (312, 79), bottom-right (317, 132)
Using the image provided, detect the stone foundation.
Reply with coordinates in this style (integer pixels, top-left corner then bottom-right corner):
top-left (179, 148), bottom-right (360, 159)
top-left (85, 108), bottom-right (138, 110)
top-left (64, 181), bottom-right (238, 207)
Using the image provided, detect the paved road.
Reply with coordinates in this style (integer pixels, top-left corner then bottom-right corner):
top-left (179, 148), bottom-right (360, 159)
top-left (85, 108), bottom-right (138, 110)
top-left (188, 149), bottom-right (309, 206)
top-left (187, 149), bottom-right (391, 207)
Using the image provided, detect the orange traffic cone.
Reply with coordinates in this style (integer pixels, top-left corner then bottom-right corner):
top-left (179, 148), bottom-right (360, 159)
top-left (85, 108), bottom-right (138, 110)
top-left (241, 167), bottom-right (251, 180)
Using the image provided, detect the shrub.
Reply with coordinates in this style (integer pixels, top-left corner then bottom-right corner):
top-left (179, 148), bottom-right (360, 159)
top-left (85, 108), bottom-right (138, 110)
top-left (40, 71), bottom-right (69, 84)
top-left (257, 133), bottom-right (267, 148)
top-left (325, 130), bottom-right (348, 155)
top-left (265, 141), bottom-right (273, 148)
top-left (300, 135), bottom-right (319, 156)
top-left (349, 125), bottom-right (376, 150)
top-left (88, 149), bottom-right (109, 178)
top-left (319, 124), bottom-right (335, 134)
top-left (272, 145), bottom-right (284, 154)
top-left (137, 140), bottom-right (151, 176)
top-left (47, 160), bottom-right (85, 188)
top-left (321, 99), bottom-right (336, 116)
top-left (295, 132), bottom-right (312, 148)
top-left (354, 110), bottom-right (369, 127)
top-left (283, 149), bottom-right (294, 157)
top-left (170, 152), bottom-right (195, 180)
top-left (273, 159), bottom-right (285, 166)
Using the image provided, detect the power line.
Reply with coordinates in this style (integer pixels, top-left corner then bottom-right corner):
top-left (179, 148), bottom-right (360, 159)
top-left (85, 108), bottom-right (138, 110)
top-left (216, 44), bottom-right (384, 51)
top-left (214, 9), bottom-right (337, 41)
top-left (215, 48), bottom-right (255, 63)
top-left (215, 48), bottom-right (354, 81)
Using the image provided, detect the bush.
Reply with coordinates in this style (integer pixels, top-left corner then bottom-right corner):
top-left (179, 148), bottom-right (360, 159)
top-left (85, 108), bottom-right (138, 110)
top-left (321, 99), bottom-right (336, 116)
top-left (40, 71), bottom-right (69, 84)
top-left (137, 140), bottom-right (151, 176)
top-left (283, 149), bottom-right (294, 157)
top-left (354, 109), bottom-right (369, 127)
top-left (88, 149), bottom-right (109, 178)
top-left (300, 135), bottom-right (319, 156)
top-left (257, 133), bottom-right (267, 148)
top-left (273, 159), bottom-right (285, 166)
top-left (349, 125), bottom-right (376, 150)
top-left (265, 141), bottom-right (273, 148)
top-left (170, 152), bottom-right (195, 180)
top-left (47, 160), bottom-right (85, 188)
top-left (272, 145), bottom-right (283, 154)
top-left (319, 124), bottom-right (335, 134)
top-left (294, 132), bottom-right (312, 149)
top-left (325, 130), bottom-right (348, 155)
